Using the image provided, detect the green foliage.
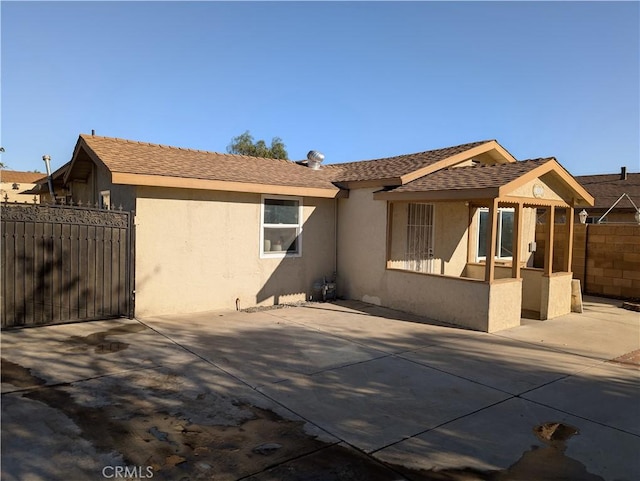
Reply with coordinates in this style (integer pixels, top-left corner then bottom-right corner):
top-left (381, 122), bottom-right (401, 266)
top-left (227, 131), bottom-right (288, 160)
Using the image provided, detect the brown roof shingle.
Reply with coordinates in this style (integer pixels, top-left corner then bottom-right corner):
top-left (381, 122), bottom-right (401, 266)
top-left (79, 134), bottom-right (341, 191)
top-left (326, 140), bottom-right (492, 183)
top-left (575, 172), bottom-right (640, 209)
top-left (0, 170), bottom-right (46, 183)
top-left (387, 158), bottom-right (553, 193)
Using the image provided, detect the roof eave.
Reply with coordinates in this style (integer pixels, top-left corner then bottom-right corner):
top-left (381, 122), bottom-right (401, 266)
top-left (373, 187), bottom-right (500, 202)
top-left (63, 135), bottom-right (112, 185)
top-left (399, 140), bottom-right (516, 185)
top-left (499, 159), bottom-right (595, 207)
top-left (111, 172), bottom-right (346, 198)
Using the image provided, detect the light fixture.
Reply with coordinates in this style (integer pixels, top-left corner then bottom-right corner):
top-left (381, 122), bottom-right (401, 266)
top-left (578, 209), bottom-right (588, 224)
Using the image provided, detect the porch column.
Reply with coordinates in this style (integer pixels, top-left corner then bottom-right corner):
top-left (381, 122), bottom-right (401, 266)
top-left (512, 202), bottom-right (523, 279)
top-left (563, 206), bottom-right (574, 272)
top-left (485, 198), bottom-right (498, 282)
top-left (544, 206), bottom-right (555, 276)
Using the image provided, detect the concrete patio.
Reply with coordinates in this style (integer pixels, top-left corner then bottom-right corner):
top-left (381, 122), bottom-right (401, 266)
top-left (1, 296), bottom-right (639, 480)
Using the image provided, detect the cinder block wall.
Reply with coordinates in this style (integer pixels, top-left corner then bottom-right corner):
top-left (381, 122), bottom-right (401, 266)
top-left (535, 223), bottom-right (640, 299)
top-left (583, 225), bottom-right (640, 298)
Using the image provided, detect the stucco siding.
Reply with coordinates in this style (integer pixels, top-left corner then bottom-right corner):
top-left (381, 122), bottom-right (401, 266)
top-left (384, 271), bottom-right (492, 330)
top-left (433, 202), bottom-right (468, 276)
top-left (134, 187), bottom-right (336, 316)
top-left (337, 188), bottom-right (388, 301)
top-left (541, 272), bottom-right (573, 320)
top-left (336, 189), bottom-right (518, 331)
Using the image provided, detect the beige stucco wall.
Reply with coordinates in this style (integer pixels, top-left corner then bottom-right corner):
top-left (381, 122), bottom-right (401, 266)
top-left (487, 278), bottom-right (523, 332)
top-left (134, 187), bottom-right (336, 316)
top-left (337, 189), bottom-right (520, 331)
top-left (540, 272), bottom-right (573, 320)
top-left (0, 181), bottom-right (40, 203)
top-left (337, 188), bottom-right (388, 301)
top-left (521, 268), bottom-right (544, 313)
top-left (385, 270), bottom-right (492, 330)
top-left (388, 201), bottom-right (468, 276)
top-left (507, 176), bottom-right (565, 202)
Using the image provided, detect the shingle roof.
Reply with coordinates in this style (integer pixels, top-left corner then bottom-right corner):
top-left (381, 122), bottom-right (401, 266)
top-left (387, 158), bottom-right (553, 193)
top-left (575, 172), bottom-right (640, 209)
top-left (326, 140), bottom-right (492, 183)
top-left (79, 134), bottom-right (341, 191)
top-left (0, 170), bottom-right (46, 183)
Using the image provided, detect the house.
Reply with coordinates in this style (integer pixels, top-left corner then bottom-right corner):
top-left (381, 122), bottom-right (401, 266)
top-left (0, 170), bottom-right (45, 203)
top-left (574, 168), bottom-right (640, 224)
top-left (38, 133), bottom-right (593, 332)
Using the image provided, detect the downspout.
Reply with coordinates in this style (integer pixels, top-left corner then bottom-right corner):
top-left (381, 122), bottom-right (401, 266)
top-left (42, 155), bottom-right (56, 202)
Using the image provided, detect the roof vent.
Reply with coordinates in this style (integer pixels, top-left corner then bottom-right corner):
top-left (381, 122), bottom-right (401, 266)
top-left (306, 150), bottom-right (325, 170)
top-left (621, 166), bottom-right (627, 180)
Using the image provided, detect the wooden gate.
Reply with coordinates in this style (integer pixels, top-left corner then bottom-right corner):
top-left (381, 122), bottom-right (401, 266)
top-left (1, 202), bottom-right (134, 329)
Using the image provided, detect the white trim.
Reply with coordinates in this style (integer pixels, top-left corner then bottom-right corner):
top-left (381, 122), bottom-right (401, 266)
top-left (260, 194), bottom-right (303, 258)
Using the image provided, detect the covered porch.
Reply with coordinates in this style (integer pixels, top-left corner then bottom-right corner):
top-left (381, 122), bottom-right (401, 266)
top-left (374, 158), bottom-right (594, 332)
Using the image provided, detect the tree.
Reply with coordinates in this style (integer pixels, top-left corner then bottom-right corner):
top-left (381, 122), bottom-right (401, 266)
top-left (227, 131), bottom-right (288, 160)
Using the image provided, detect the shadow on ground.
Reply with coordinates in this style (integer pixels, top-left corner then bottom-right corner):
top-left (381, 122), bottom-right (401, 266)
top-left (2, 300), bottom-right (637, 480)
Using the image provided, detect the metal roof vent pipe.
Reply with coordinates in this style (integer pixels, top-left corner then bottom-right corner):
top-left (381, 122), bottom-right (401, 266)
top-left (306, 150), bottom-right (325, 170)
top-left (621, 166), bottom-right (627, 180)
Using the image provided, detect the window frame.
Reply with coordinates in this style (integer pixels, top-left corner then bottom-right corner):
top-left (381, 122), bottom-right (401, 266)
top-left (260, 194), bottom-right (303, 258)
top-left (476, 207), bottom-right (515, 262)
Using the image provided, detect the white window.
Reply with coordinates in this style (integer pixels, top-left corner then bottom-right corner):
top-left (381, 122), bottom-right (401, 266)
top-left (405, 203), bottom-right (435, 273)
top-left (260, 195), bottom-right (302, 257)
top-left (477, 207), bottom-right (514, 260)
top-left (99, 190), bottom-right (111, 210)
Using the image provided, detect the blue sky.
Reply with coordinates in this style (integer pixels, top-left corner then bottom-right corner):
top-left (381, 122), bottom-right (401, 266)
top-left (1, 1), bottom-right (638, 175)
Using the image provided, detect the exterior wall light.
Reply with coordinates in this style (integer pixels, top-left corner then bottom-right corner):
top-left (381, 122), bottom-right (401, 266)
top-left (578, 209), bottom-right (588, 224)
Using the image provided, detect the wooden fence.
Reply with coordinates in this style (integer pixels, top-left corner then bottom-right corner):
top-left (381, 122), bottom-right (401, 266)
top-left (1, 202), bottom-right (134, 328)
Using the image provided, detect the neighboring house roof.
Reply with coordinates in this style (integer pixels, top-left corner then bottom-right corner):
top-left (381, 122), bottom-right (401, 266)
top-left (574, 172), bottom-right (640, 210)
top-left (0, 170), bottom-right (46, 183)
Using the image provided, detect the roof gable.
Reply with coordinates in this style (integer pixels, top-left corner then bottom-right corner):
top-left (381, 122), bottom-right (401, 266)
top-left (374, 158), bottom-right (594, 207)
top-left (68, 134), bottom-right (344, 198)
top-left (326, 139), bottom-right (516, 187)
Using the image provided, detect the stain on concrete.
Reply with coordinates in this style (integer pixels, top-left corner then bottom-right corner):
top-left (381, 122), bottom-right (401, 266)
top-left (1, 358), bottom-right (47, 388)
top-left (608, 349), bottom-right (640, 369)
top-left (64, 323), bottom-right (146, 354)
top-left (11, 373), bottom-right (609, 481)
top-left (21, 379), bottom-right (331, 481)
top-left (491, 422), bottom-right (604, 481)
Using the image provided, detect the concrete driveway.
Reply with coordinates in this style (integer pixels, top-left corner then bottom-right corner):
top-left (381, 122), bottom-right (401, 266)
top-left (1, 296), bottom-right (639, 480)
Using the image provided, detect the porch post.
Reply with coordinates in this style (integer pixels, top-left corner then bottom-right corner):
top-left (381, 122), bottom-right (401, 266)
top-left (563, 206), bottom-right (574, 273)
top-left (512, 202), bottom-right (523, 279)
top-left (544, 206), bottom-right (555, 276)
top-left (485, 198), bottom-right (498, 282)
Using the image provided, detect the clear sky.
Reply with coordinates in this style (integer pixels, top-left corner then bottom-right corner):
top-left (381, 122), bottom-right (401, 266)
top-left (1, 1), bottom-right (638, 176)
